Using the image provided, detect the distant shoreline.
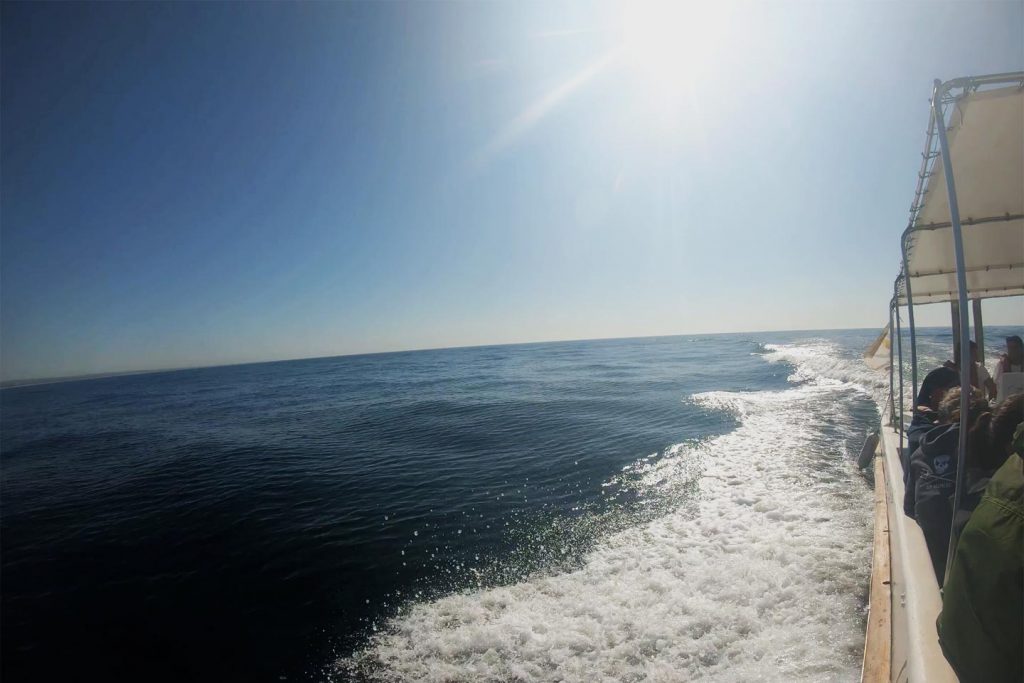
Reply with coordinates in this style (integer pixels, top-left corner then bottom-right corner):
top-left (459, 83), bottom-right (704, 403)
top-left (2, 324), bottom-right (1017, 391)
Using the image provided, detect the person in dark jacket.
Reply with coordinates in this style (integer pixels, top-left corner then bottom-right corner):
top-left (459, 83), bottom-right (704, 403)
top-left (944, 340), bottom-right (997, 399)
top-left (937, 413), bottom-right (1024, 683)
top-left (904, 366), bottom-right (960, 480)
top-left (903, 387), bottom-right (989, 582)
top-left (949, 393), bottom-right (1024, 544)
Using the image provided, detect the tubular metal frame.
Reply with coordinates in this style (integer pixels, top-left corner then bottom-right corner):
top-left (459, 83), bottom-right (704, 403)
top-left (898, 71), bottom-right (1024, 411)
top-left (905, 72), bottom-right (1024, 233)
top-left (888, 303), bottom-right (895, 425)
top-left (872, 68), bottom-right (1024, 683)
top-left (897, 71), bottom-right (1024, 303)
top-left (931, 76), bottom-right (973, 585)
top-left (892, 73), bottom-right (1019, 589)
top-left (902, 241), bottom-right (919, 411)
top-left (895, 296), bottom-right (905, 454)
top-left (892, 71), bottom-right (1024, 586)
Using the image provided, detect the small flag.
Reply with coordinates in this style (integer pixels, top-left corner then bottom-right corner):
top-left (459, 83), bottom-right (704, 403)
top-left (863, 323), bottom-right (891, 371)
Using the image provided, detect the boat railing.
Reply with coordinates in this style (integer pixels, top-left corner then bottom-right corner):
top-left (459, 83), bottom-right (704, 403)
top-left (869, 71), bottom-right (1024, 683)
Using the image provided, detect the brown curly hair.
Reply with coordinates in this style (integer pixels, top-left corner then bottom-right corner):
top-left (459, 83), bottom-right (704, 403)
top-left (938, 387), bottom-right (995, 469)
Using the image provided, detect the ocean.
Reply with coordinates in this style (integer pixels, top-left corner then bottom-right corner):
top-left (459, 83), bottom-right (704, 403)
top-left (4, 327), bottom-right (1000, 682)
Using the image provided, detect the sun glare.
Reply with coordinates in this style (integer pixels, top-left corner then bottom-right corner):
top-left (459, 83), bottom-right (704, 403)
top-left (619, 0), bottom-right (733, 113)
top-left (478, 1), bottom-right (744, 164)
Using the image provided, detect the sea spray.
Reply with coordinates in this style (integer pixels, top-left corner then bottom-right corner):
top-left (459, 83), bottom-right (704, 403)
top-left (338, 341), bottom-right (877, 682)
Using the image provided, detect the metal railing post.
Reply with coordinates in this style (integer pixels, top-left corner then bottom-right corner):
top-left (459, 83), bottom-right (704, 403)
top-left (932, 79), bottom-right (974, 584)
top-left (973, 299), bottom-right (985, 364)
top-left (896, 302), bottom-right (905, 452)
top-left (889, 303), bottom-right (896, 425)
top-left (902, 235), bottom-right (920, 410)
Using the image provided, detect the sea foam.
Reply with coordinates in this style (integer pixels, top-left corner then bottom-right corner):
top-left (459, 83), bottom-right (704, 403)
top-left (339, 342), bottom-right (874, 682)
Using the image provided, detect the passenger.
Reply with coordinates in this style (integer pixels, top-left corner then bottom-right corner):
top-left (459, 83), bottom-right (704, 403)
top-left (950, 393), bottom-right (1024, 542)
top-left (980, 393), bottom-right (1024, 470)
top-left (904, 366), bottom-right (959, 480)
top-left (903, 387), bottom-right (989, 582)
top-left (937, 417), bottom-right (1024, 683)
top-left (944, 341), bottom-right (996, 400)
top-left (993, 335), bottom-right (1023, 401)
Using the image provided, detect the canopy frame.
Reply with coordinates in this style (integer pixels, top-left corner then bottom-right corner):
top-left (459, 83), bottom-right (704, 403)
top-left (896, 72), bottom-right (1024, 306)
top-left (931, 76), bottom-right (973, 585)
top-left (888, 72), bottom-right (1024, 586)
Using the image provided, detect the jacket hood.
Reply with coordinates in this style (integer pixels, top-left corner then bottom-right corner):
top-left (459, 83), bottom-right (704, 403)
top-left (920, 422), bottom-right (958, 453)
top-left (918, 423), bottom-right (960, 477)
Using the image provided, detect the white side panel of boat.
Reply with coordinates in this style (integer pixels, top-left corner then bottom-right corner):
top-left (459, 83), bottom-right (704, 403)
top-left (879, 424), bottom-right (958, 682)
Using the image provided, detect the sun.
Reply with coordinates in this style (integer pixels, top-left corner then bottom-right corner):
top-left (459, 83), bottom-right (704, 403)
top-left (477, 0), bottom-right (744, 163)
top-left (618, 0), bottom-right (734, 112)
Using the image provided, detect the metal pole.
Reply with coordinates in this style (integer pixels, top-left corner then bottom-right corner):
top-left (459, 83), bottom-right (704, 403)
top-left (973, 299), bottom-right (985, 364)
top-left (951, 301), bottom-right (961, 362)
top-left (889, 303), bottom-right (896, 425)
top-left (896, 302), bottom-right (905, 452)
top-left (933, 78), bottom-right (973, 584)
top-left (902, 236), bottom-right (920, 410)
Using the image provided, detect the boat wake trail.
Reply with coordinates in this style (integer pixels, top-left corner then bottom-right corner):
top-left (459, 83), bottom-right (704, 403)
top-left (337, 341), bottom-right (874, 682)
top-left (762, 341), bottom-right (888, 404)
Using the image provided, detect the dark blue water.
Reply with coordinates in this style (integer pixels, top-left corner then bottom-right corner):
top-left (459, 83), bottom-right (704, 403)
top-left (1, 331), bottom-right (903, 681)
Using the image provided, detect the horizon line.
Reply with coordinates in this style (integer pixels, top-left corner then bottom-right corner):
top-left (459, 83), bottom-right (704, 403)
top-left (3, 322), bottom-right (1007, 390)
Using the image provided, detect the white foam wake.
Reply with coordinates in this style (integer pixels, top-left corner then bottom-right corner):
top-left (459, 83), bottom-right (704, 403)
top-left (762, 341), bottom-right (889, 405)
top-left (339, 356), bottom-right (874, 682)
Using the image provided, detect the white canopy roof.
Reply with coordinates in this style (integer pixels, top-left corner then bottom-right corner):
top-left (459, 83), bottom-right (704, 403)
top-left (898, 77), bottom-right (1024, 305)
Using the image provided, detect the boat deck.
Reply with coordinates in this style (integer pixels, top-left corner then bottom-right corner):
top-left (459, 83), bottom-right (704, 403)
top-left (862, 420), bottom-right (957, 682)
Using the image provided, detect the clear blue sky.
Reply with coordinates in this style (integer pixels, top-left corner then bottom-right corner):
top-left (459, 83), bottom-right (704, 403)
top-left (2, 1), bottom-right (1022, 381)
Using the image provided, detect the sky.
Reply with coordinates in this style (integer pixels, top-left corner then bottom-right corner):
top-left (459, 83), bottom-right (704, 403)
top-left (1, 0), bottom-right (1022, 381)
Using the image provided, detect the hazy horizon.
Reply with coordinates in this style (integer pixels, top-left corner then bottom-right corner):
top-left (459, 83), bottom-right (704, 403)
top-left (4, 316), bottom-right (1022, 386)
top-left (3, 1), bottom-right (1022, 381)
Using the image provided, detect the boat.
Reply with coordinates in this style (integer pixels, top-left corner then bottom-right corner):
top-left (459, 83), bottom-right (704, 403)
top-left (860, 72), bottom-right (1024, 682)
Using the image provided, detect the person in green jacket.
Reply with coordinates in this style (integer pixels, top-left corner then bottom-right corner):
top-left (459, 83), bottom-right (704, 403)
top-left (937, 397), bottom-right (1024, 683)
